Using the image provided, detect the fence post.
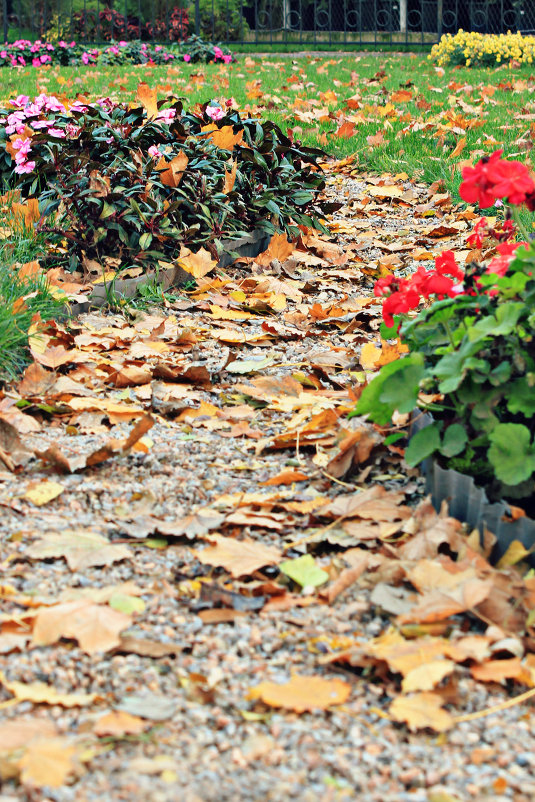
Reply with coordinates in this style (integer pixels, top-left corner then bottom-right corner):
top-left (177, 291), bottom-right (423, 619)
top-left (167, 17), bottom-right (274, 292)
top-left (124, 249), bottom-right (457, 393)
top-left (2, 0), bottom-right (7, 43)
top-left (195, 0), bottom-right (200, 35)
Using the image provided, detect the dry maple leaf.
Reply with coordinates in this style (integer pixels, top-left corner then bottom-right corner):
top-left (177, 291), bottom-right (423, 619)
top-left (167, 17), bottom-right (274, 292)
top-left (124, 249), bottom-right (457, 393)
top-left (19, 737), bottom-right (78, 788)
top-left (255, 233), bottom-right (295, 267)
top-left (389, 692), bottom-right (454, 732)
top-left (157, 150), bottom-right (188, 188)
top-left (32, 600), bottom-right (132, 654)
top-left (248, 674), bottom-right (351, 712)
top-left (193, 534), bottom-right (282, 577)
top-left (177, 245), bottom-right (217, 278)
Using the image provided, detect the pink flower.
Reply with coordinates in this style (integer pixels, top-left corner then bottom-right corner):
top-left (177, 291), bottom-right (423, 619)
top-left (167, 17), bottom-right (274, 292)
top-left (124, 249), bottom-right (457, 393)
top-left (14, 160), bottom-right (35, 174)
top-left (82, 52), bottom-right (89, 65)
top-left (48, 128), bottom-right (66, 138)
top-left (206, 105), bottom-right (224, 121)
top-left (32, 57), bottom-right (40, 67)
top-left (148, 145), bottom-right (162, 159)
top-left (0, 51), bottom-right (7, 58)
top-left (183, 53), bottom-right (191, 62)
top-left (11, 95), bottom-right (29, 107)
top-left (155, 108), bottom-right (176, 124)
top-left (18, 56), bottom-right (26, 65)
top-left (222, 54), bottom-right (232, 64)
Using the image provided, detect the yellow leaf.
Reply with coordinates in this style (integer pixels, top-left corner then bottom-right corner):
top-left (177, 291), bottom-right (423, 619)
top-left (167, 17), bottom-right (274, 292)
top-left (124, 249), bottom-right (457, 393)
top-left (94, 710), bottom-right (148, 737)
top-left (389, 692), bottom-right (454, 732)
top-left (0, 672), bottom-right (96, 707)
top-left (177, 245), bottom-right (217, 278)
top-left (401, 660), bottom-right (456, 692)
top-left (247, 675), bottom-right (351, 712)
top-left (24, 480), bottom-right (64, 507)
top-left (496, 539), bottom-right (532, 568)
top-left (32, 600), bottom-right (132, 654)
top-left (19, 737), bottom-right (77, 788)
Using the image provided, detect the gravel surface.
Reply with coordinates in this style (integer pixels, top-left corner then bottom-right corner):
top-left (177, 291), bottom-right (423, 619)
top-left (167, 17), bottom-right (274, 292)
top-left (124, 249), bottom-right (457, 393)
top-left (0, 171), bottom-right (533, 802)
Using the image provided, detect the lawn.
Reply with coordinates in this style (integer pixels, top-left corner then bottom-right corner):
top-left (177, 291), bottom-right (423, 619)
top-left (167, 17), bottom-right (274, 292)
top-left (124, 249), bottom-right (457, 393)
top-left (2, 51), bottom-right (534, 199)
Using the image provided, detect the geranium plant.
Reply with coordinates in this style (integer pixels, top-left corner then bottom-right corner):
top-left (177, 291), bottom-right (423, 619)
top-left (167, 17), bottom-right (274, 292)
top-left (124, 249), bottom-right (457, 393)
top-left (353, 150), bottom-right (535, 505)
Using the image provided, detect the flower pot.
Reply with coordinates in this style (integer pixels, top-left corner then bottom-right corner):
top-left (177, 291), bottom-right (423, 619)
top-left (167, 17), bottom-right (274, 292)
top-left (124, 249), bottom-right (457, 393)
top-left (410, 412), bottom-right (535, 563)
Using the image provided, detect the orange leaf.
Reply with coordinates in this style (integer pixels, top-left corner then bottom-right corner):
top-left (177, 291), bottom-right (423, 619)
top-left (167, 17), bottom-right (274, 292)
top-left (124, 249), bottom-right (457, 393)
top-left (177, 245), bottom-right (217, 278)
top-left (94, 711), bottom-right (148, 737)
top-left (470, 658), bottom-right (530, 683)
top-left (449, 136), bottom-right (467, 159)
top-left (223, 160), bottom-right (237, 194)
top-left (19, 737), bottom-right (78, 788)
top-left (248, 675), bottom-right (351, 712)
top-left (12, 198), bottom-right (40, 230)
top-left (260, 469), bottom-right (308, 486)
top-left (17, 259), bottom-right (42, 281)
top-left (157, 150), bottom-right (188, 188)
top-left (391, 89), bottom-right (413, 103)
top-left (255, 233), bottom-right (295, 267)
top-left (136, 81), bottom-right (158, 119)
top-left (201, 124), bottom-right (244, 151)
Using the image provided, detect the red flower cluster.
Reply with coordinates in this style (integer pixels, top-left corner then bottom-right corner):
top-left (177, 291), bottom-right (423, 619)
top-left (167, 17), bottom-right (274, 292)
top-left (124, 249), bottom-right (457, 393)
top-left (485, 241), bottom-right (528, 277)
top-left (466, 216), bottom-right (516, 248)
top-left (460, 149), bottom-right (535, 209)
top-left (375, 251), bottom-right (465, 327)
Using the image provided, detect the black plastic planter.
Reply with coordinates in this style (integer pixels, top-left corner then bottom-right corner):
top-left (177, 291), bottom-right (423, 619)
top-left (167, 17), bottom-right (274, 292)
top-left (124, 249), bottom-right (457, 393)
top-left (410, 412), bottom-right (535, 563)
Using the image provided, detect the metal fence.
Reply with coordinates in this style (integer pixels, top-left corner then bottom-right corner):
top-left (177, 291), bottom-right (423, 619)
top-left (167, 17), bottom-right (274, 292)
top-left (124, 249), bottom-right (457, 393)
top-left (2, 0), bottom-right (535, 46)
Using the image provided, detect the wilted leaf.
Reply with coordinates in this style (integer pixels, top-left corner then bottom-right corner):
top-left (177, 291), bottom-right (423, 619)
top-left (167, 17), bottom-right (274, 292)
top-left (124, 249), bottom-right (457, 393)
top-left (117, 693), bottom-right (177, 721)
top-left (248, 675), bottom-right (350, 712)
top-left (157, 150), bottom-right (188, 188)
top-left (136, 81), bottom-right (158, 119)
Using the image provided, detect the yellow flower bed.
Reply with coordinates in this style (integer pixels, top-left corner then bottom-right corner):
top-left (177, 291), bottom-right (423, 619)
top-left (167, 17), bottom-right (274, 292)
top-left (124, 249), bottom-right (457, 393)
top-left (430, 30), bottom-right (535, 67)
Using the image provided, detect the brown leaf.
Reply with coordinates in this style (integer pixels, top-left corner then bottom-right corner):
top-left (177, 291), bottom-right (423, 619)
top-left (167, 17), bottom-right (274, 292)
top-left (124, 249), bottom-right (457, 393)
top-left (18, 361), bottom-right (56, 397)
top-left (248, 675), bottom-right (351, 712)
top-left (401, 660), bottom-right (456, 692)
top-left (177, 245), bottom-right (217, 278)
top-left (389, 692), bottom-right (454, 732)
top-left (0, 417), bottom-right (31, 471)
top-left (32, 600), bottom-right (132, 654)
top-left (193, 534), bottom-right (282, 577)
top-left (19, 737), bottom-right (78, 788)
top-left (470, 658), bottom-right (530, 683)
top-left (115, 636), bottom-right (182, 657)
top-left (89, 170), bottom-right (111, 198)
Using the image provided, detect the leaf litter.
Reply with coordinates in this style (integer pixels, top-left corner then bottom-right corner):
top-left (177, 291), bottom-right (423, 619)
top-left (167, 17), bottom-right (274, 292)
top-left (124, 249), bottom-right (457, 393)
top-left (1, 158), bottom-right (535, 797)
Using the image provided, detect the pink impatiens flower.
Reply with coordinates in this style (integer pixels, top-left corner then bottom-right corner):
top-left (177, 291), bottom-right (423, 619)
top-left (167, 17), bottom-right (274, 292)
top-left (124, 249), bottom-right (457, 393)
top-left (206, 105), bottom-right (224, 121)
top-left (183, 54), bottom-right (191, 62)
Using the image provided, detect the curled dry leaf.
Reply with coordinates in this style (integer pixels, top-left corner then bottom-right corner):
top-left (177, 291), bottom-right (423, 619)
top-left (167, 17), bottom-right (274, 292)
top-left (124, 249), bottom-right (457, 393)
top-left (94, 710), bottom-right (149, 737)
top-left (0, 717), bottom-right (57, 751)
top-left (248, 675), bottom-right (351, 712)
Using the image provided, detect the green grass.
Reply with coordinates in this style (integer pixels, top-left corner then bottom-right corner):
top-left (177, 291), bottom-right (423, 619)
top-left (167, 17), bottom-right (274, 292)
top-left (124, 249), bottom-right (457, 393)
top-left (2, 52), bottom-right (533, 203)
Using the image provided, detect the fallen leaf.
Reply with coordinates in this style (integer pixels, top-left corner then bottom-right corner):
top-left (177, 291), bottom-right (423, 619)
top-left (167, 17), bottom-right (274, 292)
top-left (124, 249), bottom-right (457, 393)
top-left (136, 81), bottom-right (158, 119)
top-left (0, 718), bottom-right (57, 751)
top-left (32, 600), bottom-right (132, 654)
top-left (94, 710), bottom-right (149, 737)
top-left (279, 554), bottom-right (329, 588)
top-left (24, 480), bottom-right (65, 507)
top-left (27, 531), bottom-right (131, 571)
top-left (0, 672), bottom-right (96, 707)
top-left (260, 469), bottom-right (308, 486)
top-left (389, 692), bottom-right (454, 732)
top-left (193, 534), bottom-right (282, 577)
top-left (19, 737), bottom-right (78, 788)
top-left (248, 674), bottom-right (350, 712)
top-left (117, 693), bottom-right (177, 721)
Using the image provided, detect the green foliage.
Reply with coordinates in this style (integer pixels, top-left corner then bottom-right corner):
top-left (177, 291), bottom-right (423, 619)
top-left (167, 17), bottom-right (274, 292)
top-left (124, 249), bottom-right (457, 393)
top-left (195, 0), bottom-right (248, 41)
top-left (353, 248), bottom-right (535, 501)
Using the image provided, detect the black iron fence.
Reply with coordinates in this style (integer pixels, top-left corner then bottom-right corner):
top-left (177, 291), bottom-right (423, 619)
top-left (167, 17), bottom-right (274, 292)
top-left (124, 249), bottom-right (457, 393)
top-left (1, 0), bottom-right (535, 46)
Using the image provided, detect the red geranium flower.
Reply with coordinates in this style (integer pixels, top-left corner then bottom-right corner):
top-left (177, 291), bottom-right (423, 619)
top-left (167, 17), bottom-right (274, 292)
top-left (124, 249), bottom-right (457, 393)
top-left (489, 159), bottom-right (535, 205)
top-left (459, 149), bottom-right (503, 209)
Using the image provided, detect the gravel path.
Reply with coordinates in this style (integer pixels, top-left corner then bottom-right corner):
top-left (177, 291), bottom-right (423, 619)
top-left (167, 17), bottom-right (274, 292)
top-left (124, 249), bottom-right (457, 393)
top-left (0, 170), bottom-right (533, 802)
